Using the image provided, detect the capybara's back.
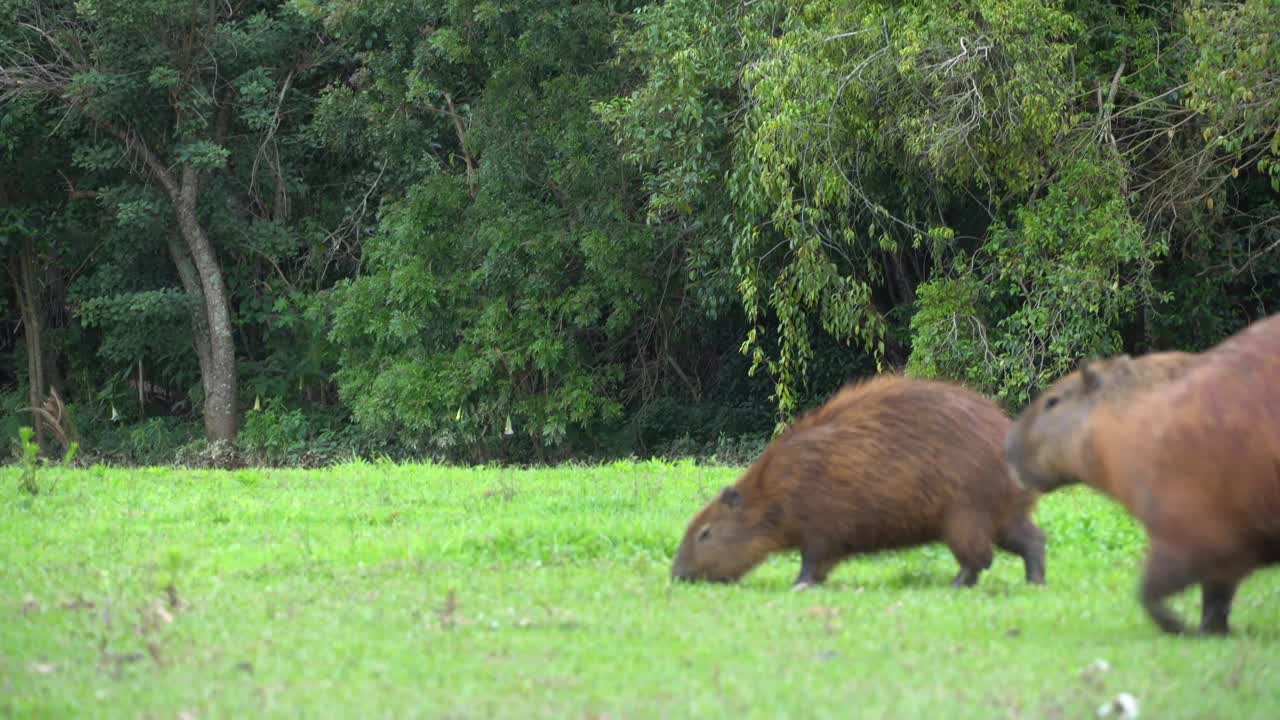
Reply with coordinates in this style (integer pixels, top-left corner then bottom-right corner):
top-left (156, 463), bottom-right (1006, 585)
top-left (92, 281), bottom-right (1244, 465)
top-left (671, 375), bottom-right (1044, 589)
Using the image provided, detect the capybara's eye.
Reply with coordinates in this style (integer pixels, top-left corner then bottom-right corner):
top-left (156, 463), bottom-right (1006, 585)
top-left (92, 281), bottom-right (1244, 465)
top-left (1044, 396), bottom-right (1059, 410)
top-left (697, 525), bottom-right (712, 542)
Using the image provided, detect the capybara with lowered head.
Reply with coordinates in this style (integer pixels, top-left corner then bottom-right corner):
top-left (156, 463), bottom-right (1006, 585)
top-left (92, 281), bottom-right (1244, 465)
top-left (1005, 317), bottom-right (1280, 635)
top-left (670, 375), bottom-right (1045, 589)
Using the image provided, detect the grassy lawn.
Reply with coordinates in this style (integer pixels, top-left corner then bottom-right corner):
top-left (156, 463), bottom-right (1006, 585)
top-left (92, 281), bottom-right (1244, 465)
top-left (2, 460), bottom-right (1278, 719)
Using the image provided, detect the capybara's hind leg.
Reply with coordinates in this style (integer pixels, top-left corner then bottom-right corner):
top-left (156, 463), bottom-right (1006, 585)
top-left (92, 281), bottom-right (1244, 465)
top-left (1200, 581), bottom-right (1238, 635)
top-left (943, 512), bottom-right (994, 588)
top-left (995, 517), bottom-right (1046, 585)
top-left (1140, 543), bottom-right (1196, 635)
top-left (792, 545), bottom-right (838, 591)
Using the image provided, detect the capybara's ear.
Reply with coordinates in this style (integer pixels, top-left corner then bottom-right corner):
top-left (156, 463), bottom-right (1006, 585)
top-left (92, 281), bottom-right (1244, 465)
top-left (720, 486), bottom-right (742, 509)
top-left (1081, 361), bottom-right (1105, 392)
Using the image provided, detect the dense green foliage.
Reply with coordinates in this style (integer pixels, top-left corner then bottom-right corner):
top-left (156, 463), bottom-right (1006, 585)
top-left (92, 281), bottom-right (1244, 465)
top-left (4, 462), bottom-right (1280, 716)
top-left (0, 0), bottom-right (1277, 462)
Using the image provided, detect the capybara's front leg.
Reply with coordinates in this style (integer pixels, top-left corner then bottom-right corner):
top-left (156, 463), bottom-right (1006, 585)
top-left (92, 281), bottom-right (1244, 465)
top-left (1200, 581), bottom-right (1238, 635)
top-left (792, 546), bottom-right (837, 591)
top-left (995, 517), bottom-right (1046, 585)
top-left (1139, 543), bottom-right (1195, 635)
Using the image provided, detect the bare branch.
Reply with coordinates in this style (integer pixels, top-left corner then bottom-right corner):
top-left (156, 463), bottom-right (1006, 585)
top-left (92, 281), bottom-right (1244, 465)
top-left (57, 171), bottom-right (97, 200)
top-left (249, 69), bottom-right (295, 221)
top-left (442, 92), bottom-right (476, 188)
top-left (1098, 61), bottom-right (1126, 156)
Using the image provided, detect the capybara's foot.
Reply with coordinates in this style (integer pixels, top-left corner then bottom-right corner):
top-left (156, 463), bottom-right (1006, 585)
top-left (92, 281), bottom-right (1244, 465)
top-left (793, 547), bottom-right (836, 590)
top-left (1023, 544), bottom-right (1046, 586)
top-left (995, 517), bottom-right (1046, 585)
top-left (943, 514), bottom-right (994, 589)
top-left (950, 567), bottom-right (980, 588)
top-left (1199, 621), bottom-right (1231, 636)
top-left (1199, 581), bottom-right (1237, 636)
top-left (1146, 606), bottom-right (1189, 635)
top-left (1140, 544), bottom-right (1195, 635)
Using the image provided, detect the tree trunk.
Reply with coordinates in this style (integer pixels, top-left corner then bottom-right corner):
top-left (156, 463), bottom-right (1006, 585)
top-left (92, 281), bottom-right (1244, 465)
top-left (113, 126), bottom-right (239, 442)
top-left (40, 262), bottom-right (66, 397)
top-left (173, 165), bottom-right (239, 442)
top-left (165, 232), bottom-right (215, 396)
top-left (8, 240), bottom-right (48, 453)
top-left (887, 249), bottom-right (916, 306)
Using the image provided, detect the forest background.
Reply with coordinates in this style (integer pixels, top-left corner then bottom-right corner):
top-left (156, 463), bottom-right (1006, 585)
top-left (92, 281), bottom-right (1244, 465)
top-left (0, 0), bottom-right (1275, 467)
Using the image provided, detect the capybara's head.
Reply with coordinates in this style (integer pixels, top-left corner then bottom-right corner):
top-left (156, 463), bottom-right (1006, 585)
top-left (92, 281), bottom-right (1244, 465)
top-left (671, 485), bottom-right (773, 583)
top-left (1005, 354), bottom-right (1140, 493)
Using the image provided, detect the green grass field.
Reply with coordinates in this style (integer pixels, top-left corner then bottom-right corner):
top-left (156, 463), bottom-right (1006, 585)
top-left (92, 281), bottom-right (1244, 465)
top-left (3, 460), bottom-right (1278, 719)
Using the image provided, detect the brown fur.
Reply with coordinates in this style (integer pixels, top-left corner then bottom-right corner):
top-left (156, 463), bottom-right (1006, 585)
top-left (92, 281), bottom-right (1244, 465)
top-left (1005, 319), bottom-right (1280, 635)
top-left (1003, 351), bottom-right (1202, 491)
top-left (671, 375), bottom-right (1045, 589)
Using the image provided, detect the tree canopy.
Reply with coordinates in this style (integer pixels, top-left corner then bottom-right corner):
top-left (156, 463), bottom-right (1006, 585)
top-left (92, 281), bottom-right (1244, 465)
top-left (0, 0), bottom-right (1276, 464)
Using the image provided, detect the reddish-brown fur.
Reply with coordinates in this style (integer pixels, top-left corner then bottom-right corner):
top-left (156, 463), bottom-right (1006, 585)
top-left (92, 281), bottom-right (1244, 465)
top-left (671, 375), bottom-right (1045, 589)
top-left (1005, 317), bottom-right (1280, 634)
top-left (1003, 351), bottom-right (1202, 491)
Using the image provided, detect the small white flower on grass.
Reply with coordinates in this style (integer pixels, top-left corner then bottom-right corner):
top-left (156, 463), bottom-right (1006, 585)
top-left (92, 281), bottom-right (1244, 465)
top-left (1097, 692), bottom-right (1139, 719)
top-left (1081, 658), bottom-right (1111, 688)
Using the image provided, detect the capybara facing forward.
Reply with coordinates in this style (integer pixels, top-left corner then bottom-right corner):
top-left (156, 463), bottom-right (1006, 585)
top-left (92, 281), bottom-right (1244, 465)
top-left (1005, 317), bottom-right (1280, 635)
top-left (671, 375), bottom-right (1045, 589)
